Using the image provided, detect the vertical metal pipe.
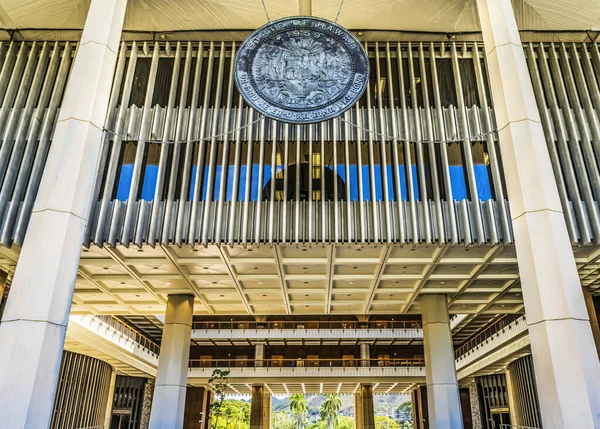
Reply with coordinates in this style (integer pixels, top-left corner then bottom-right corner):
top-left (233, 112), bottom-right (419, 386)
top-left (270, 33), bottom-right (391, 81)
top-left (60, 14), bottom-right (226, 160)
top-left (176, 42), bottom-right (204, 246)
top-left (294, 124), bottom-right (301, 243)
top-left (408, 42), bottom-right (431, 243)
top-left (418, 42), bottom-right (443, 243)
top-left (122, 42), bottom-right (161, 246)
top-left (201, 41), bottom-right (227, 246)
top-left (241, 107), bottom-right (255, 246)
top-left (397, 42), bottom-right (418, 243)
top-left (450, 42), bottom-right (484, 245)
top-left (320, 121), bottom-right (326, 242)
top-left (15, 42), bottom-right (73, 245)
top-left (0, 42), bottom-right (60, 245)
top-left (254, 115), bottom-right (266, 245)
top-left (0, 42), bottom-right (29, 138)
top-left (216, 42), bottom-right (237, 246)
top-left (429, 42), bottom-right (458, 244)
top-left (0, 42), bottom-right (18, 106)
top-left (0, 42), bottom-right (39, 186)
top-left (94, 42), bottom-right (138, 244)
top-left (537, 42), bottom-right (598, 243)
top-left (375, 42), bottom-right (391, 243)
top-left (268, 119), bottom-right (277, 243)
top-left (355, 104), bottom-right (365, 242)
top-left (228, 96), bottom-right (246, 246)
top-left (343, 112), bottom-right (353, 242)
top-left (189, 42), bottom-right (215, 245)
top-left (281, 122), bottom-right (290, 243)
top-left (148, 42), bottom-right (182, 246)
top-left (472, 42), bottom-right (511, 243)
top-left (525, 43), bottom-right (580, 243)
top-left (385, 42), bottom-right (405, 243)
top-left (308, 124), bottom-right (314, 243)
top-left (162, 41), bottom-right (193, 245)
top-left (332, 117), bottom-right (339, 243)
top-left (0, 42), bottom-right (49, 217)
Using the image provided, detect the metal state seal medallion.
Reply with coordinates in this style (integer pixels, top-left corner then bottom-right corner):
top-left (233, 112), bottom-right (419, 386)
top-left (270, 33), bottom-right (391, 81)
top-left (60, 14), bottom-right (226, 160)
top-left (235, 16), bottom-right (369, 124)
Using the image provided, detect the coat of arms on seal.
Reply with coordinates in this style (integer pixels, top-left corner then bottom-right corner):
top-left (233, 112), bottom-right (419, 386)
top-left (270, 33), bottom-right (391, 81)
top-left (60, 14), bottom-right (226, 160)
top-left (235, 16), bottom-right (369, 124)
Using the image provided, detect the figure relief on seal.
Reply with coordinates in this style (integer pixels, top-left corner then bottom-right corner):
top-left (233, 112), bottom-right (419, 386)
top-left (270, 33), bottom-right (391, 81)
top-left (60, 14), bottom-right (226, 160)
top-left (251, 33), bottom-right (353, 110)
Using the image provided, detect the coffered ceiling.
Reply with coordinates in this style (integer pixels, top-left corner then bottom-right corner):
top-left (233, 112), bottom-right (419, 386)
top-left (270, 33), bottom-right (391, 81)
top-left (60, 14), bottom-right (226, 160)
top-left (0, 0), bottom-right (598, 38)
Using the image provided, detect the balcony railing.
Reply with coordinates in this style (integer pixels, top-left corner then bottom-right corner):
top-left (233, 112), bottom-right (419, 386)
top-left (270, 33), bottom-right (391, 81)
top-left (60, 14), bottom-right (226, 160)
top-left (454, 314), bottom-right (525, 359)
top-left (188, 357), bottom-right (425, 369)
top-left (86, 315), bottom-right (161, 357)
top-left (192, 320), bottom-right (422, 330)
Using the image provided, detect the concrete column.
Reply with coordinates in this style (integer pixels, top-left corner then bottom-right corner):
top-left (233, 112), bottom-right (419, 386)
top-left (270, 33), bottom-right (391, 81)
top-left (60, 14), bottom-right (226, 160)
top-left (262, 390), bottom-right (272, 429)
top-left (360, 343), bottom-right (370, 367)
top-left (476, 1), bottom-right (600, 427)
top-left (250, 385), bottom-right (271, 429)
top-left (354, 391), bottom-right (364, 429)
top-left (421, 294), bottom-right (463, 428)
top-left (583, 286), bottom-right (600, 358)
top-left (360, 384), bottom-right (375, 429)
top-left (505, 370), bottom-right (519, 427)
top-left (149, 294), bottom-right (195, 429)
top-left (468, 383), bottom-right (482, 429)
top-left (0, 1), bottom-right (127, 427)
top-left (103, 370), bottom-right (118, 429)
top-left (255, 343), bottom-right (265, 367)
top-left (140, 379), bottom-right (155, 429)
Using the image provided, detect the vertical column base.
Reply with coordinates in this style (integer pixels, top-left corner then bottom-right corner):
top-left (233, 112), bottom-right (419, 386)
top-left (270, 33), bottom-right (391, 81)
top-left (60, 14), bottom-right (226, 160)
top-left (0, 320), bottom-right (66, 428)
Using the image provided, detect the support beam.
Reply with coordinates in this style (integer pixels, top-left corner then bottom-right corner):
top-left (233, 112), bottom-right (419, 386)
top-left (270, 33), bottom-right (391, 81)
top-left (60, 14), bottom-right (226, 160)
top-left (476, 1), bottom-right (600, 427)
top-left (0, 1), bottom-right (127, 427)
top-left (149, 294), bottom-right (195, 429)
top-left (421, 294), bottom-right (463, 428)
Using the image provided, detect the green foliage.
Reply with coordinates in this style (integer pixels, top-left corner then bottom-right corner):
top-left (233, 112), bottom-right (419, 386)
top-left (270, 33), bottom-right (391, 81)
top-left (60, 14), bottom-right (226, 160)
top-left (394, 401), bottom-right (413, 426)
top-left (319, 394), bottom-right (342, 429)
top-left (375, 415), bottom-right (400, 429)
top-left (306, 416), bottom-right (352, 429)
top-left (211, 399), bottom-right (250, 429)
top-left (208, 368), bottom-right (231, 429)
top-left (273, 410), bottom-right (296, 429)
top-left (289, 394), bottom-right (309, 429)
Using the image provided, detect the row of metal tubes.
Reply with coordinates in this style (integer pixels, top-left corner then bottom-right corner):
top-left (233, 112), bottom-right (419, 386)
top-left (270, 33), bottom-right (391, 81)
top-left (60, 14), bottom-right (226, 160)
top-left (91, 40), bottom-right (508, 248)
top-left (0, 41), bottom-right (73, 247)
top-left (91, 199), bottom-right (507, 247)
top-left (510, 356), bottom-right (541, 428)
top-left (121, 40), bottom-right (486, 61)
top-left (527, 42), bottom-right (600, 245)
top-left (118, 105), bottom-right (490, 146)
top-left (50, 352), bottom-right (112, 429)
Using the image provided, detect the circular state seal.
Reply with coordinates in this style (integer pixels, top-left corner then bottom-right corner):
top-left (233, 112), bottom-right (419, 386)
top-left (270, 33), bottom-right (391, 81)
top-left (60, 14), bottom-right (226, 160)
top-left (235, 16), bottom-right (369, 124)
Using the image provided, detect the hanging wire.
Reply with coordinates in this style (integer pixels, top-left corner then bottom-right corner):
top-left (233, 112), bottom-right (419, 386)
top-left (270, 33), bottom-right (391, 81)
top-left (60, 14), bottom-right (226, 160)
top-left (102, 114), bottom-right (498, 146)
top-left (102, 115), bottom-right (266, 145)
top-left (334, 0), bottom-right (346, 23)
top-left (260, 0), bottom-right (271, 22)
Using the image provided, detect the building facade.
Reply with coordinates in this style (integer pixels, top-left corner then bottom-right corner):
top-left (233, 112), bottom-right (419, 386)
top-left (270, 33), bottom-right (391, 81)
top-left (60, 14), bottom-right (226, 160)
top-left (0, 0), bottom-right (599, 428)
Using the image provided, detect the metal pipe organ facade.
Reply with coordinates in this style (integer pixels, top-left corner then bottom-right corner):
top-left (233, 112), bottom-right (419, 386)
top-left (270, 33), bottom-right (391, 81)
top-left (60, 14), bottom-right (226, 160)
top-left (0, 40), bottom-right (598, 248)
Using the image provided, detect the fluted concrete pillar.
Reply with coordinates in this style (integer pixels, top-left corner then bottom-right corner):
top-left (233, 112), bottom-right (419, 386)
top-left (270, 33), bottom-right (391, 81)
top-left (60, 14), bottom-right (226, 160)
top-left (255, 343), bottom-right (265, 367)
top-left (360, 343), bottom-right (370, 367)
top-left (250, 385), bottom-right (271, 429)
top-left (149, 294), bottom-right (195, 429)
top-left (421, 294), bottom-right (463, 429)
top-left (104, 370), bottom-right (117, 429)
top-left (354, 387), bottom-right (376, 429)
top-left (476, 1), bottom-right (600, 427)
top-left (0, 1), bottom-right (127, 427)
